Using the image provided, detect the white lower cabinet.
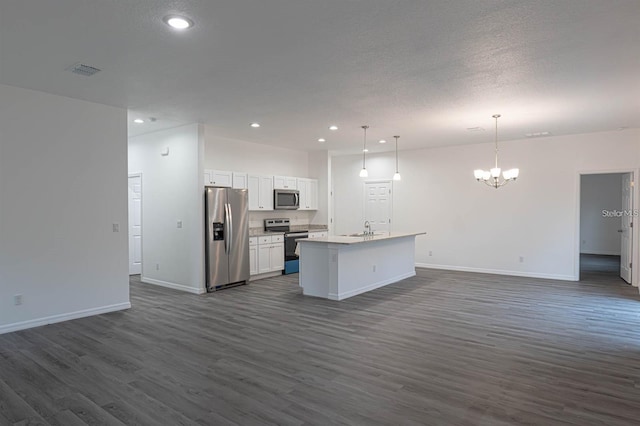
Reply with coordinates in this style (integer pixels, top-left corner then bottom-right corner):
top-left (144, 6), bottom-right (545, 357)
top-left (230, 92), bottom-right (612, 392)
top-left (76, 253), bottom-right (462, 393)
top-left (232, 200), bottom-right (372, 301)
top-left (250, 235), bottom-right (284, 276)
top-left (249, 237), bottom-right (258, 275)
top-left (258, 245), bottom-right (272, 274)
top-left (270, 243), bottom-right (285, 270)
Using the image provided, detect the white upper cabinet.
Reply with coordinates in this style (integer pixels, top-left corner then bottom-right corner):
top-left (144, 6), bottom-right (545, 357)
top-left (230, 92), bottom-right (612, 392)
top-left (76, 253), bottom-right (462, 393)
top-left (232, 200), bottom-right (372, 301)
top-left (248, 174), bottom-right (274, 211)
top-left (204, 169), bottom-right (232, 187)
top-left (232, 172), bottom-right (248, 189)
top-left (273, 176), bottom-right (297, 190)
top-left (297, 178), bottom-right (318, 210)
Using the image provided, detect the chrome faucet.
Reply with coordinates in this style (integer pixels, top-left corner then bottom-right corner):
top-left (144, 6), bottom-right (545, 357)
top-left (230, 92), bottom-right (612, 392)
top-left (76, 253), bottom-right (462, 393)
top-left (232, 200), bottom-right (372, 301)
top-left (364, 221), bottom-right (372, 236)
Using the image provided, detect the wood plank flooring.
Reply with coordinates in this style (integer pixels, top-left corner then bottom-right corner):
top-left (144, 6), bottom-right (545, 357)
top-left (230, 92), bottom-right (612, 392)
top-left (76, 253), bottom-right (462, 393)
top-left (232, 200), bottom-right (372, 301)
top-left (1, 267), bottom-right (640, 425)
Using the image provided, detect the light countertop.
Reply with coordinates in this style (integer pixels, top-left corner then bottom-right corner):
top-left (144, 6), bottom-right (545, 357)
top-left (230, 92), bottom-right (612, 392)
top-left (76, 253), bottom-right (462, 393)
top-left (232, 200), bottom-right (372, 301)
top-left (297, 231), bottom-right (426, 245)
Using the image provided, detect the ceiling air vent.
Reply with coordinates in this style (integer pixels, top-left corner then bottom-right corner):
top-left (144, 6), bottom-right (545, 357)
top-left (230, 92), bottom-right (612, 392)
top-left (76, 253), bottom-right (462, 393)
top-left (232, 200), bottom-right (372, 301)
top-left (66, 63), bottom-right (101, 77)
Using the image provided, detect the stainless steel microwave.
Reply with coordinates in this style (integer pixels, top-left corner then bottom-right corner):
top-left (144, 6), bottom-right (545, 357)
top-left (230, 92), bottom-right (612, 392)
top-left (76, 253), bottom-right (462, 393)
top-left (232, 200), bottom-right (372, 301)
top-left (274, 189), bottom-right (300, 210)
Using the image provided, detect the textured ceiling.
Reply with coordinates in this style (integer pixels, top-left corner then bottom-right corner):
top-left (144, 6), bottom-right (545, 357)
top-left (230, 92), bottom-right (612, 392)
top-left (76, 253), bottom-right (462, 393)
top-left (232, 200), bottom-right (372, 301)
top-left (1, 0), bottom-right (638, 154)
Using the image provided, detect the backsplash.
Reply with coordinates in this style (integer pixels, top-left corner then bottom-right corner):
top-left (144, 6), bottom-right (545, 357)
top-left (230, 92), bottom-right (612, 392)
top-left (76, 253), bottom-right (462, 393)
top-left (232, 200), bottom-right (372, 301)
top-left (249, 210), bottom-right (316, 229)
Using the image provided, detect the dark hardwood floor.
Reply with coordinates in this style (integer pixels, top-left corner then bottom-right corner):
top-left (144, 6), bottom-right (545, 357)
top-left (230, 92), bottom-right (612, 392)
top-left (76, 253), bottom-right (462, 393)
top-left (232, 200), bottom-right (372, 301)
top-left (580, 253), bottom-right (622, 276)
top-left (1, 267), bottom-right (640, 425)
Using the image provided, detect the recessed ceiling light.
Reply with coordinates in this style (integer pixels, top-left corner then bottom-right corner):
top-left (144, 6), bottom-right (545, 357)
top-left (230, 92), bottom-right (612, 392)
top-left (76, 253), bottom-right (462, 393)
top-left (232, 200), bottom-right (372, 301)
top-left (466, 127), bottom-right (484, 132)
top-left (617, 126), bottom-right (628, 131)
top-left (318, 138), bottom-right (326, 143)
top-left (133, 119), bottom-right (144, 124)
top-left (250, 123), bottom-right (261, 128)
top-left (328, 125), bottom-right (338, 131)
top-left (163, 15), bottom-right (194, 30)
top-left (363, 148), bottom-right (369, 153)
top-left (379, 139), bottom-right (387, 144)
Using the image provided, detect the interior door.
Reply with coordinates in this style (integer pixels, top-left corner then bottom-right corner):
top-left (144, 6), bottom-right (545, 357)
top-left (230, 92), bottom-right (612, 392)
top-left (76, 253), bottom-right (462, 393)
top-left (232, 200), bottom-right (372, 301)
top-left (128, 175), bottom-right (142, 275)
top-left (620, 172), bottom-right (633, 283)
top-left (364, 181), bottom-right (392, 233)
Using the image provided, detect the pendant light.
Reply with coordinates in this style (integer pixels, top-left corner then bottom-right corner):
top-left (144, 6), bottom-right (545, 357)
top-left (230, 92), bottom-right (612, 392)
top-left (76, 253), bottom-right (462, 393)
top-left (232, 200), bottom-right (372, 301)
top-left (473, 114), bottom-right (519, 188)
top-left (359, 125), bottom-right (369, 177)
top-left (392, 135), bottom-right (401, 181)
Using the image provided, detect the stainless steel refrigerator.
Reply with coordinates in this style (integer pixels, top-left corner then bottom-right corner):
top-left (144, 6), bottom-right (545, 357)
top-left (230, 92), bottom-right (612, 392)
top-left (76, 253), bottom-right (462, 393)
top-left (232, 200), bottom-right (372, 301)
top-left (205, 187), bottom-right (250, 291)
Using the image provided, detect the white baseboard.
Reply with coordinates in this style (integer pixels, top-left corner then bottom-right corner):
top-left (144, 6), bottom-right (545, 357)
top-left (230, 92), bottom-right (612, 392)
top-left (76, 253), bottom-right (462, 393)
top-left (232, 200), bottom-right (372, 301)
top-left (580, 250), bottom-right (621, 256)
top-left (415, 263), bottom-right (576, 281)
top-left (141, 277), bottom-right (206, 294)
top-left (0, 302), bottom-right (131, 335)
top-left (329, 271), bottom-right (417, 300)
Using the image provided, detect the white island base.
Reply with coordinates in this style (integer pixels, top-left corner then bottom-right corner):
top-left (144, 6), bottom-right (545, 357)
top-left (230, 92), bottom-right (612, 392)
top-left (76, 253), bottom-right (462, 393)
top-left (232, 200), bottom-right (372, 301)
top-left (298, 232), bottom-right (425, 300)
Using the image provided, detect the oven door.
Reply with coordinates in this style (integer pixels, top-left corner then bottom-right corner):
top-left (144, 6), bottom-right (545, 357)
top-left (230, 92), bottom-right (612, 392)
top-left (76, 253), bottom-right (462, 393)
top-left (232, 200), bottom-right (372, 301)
top-left (284, 232), bottom-right (308, 261)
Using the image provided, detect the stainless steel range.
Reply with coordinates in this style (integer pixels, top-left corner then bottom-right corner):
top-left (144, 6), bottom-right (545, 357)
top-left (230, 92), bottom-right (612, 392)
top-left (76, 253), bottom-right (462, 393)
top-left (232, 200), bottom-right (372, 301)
top-left (264, 218), bottom-right (307, 275)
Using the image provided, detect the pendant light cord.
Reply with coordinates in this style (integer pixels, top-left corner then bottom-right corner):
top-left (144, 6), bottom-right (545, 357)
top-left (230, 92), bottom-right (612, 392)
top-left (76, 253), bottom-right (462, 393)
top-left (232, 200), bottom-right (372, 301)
top-left (394, 136), bottom-right (399, 173)
top-left (362, 125), bottom-right (369, 169)
top-left (493, 114), bottom-right (500, 169)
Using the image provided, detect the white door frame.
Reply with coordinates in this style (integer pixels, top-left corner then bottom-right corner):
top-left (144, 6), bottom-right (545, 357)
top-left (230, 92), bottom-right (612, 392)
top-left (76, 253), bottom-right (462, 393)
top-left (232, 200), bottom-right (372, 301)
top-left (575, 168), bottom-right (639, 286)
top-left (363, 179), bottom-right (393, 232)
top-left (128, 172), bottom-right (143, 276)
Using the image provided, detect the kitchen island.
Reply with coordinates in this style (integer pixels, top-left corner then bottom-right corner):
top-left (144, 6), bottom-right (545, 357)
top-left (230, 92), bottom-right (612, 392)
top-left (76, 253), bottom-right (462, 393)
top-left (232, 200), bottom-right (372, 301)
top-left (297, 232), bottom-right (425, 300)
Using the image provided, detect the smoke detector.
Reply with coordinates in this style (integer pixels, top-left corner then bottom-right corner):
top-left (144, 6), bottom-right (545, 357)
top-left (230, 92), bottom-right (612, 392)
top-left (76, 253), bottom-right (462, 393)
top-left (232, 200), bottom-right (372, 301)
top-left (66, 63), bottom-right (101, 77)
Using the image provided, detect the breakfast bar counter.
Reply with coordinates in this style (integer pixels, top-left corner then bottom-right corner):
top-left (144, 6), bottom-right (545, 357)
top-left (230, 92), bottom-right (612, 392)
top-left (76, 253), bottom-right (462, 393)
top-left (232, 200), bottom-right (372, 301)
top-left (297, 232), bottom-right (425, 300)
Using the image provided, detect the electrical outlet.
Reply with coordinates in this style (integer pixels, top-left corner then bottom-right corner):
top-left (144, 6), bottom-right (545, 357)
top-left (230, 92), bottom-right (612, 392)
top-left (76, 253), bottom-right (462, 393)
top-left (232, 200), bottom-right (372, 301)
top-left (373, 265), bottom-right (376, 272)
top-left (112, 223), bottom-right (120, 233)
top-left (429, 251), bottom-right (433, 256)
top-left (177, 220), bottom-right (183, 229)
top-left (14, 294), bottom-right (23, 306)
top-left (519, 256), bottom-right (524, 263)
top-left (156, 263), bottom-right (160, 271)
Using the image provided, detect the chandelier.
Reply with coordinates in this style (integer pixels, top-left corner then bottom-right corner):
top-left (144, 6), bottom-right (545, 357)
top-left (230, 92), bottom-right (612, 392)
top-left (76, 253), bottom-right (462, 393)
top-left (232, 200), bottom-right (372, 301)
top-left (473, 114), bottom-right (519, 188)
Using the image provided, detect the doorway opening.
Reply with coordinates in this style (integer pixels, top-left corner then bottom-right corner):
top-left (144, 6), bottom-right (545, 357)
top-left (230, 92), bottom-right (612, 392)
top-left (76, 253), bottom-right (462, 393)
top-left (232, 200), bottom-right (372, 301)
top-left (579, 172), bottom-right (633, 283)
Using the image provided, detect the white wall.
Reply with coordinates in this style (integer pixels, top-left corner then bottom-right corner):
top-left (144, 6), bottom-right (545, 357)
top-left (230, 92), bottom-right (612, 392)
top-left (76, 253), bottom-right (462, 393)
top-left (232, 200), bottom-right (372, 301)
top-left (0, 84), bottom-right (130, 334)
top-left (332, 129), bottom-right (640, 283)
top-left (204, 129), bottom-right (309, 176)
top-left (308, 150), bottom-right (330, 226)
top-left (128, 124), bottom-right (205, 294)
top-left (580, 174), bottom-right (622, 255)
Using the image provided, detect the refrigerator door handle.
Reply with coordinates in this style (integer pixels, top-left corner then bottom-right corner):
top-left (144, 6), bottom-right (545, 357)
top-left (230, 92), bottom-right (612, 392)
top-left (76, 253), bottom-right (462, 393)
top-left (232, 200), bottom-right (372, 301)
top-left (227, 204), bottom-right (233, 253)
top-left (224, 203), bottom-right (230, 254)
top-left (226, 203), bottom-right (233, 254)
